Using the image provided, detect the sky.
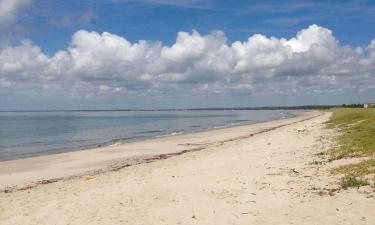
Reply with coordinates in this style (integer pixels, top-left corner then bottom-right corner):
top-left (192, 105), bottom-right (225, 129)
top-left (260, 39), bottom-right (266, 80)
top-left (0, 0), bottom-right (375, 110)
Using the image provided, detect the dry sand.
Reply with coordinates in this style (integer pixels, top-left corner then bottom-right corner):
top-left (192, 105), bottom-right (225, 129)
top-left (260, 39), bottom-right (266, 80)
top-left (0, 111), bottom-right (374, 225)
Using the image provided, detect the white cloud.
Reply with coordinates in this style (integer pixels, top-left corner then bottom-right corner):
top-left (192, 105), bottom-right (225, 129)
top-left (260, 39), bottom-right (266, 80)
top-left (0, 0), bottom-right (30, 25)
top-left (0, 24), bottom-right (374, 108)
top-left (281, 24), bottom-right (337, 52)
top-left (0, 0), bottom-right (32, 47)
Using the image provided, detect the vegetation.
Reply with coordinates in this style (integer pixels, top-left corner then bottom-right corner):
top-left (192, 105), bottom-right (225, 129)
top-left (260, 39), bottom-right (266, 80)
top-left (340, 104), bottom-right (366, 108)
top-left (340, 175), bottom-right (369, 189)
top-left (327, 108), bottom-right (375, 190)
top-left (327, 108), bottom-right (375, 159)
top-left (334, 159), bottom-right (375, 177)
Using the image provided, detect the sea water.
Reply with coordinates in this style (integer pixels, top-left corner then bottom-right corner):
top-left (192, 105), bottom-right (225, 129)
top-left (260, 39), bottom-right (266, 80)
top-left (0, 110), bottom-right (296, 161)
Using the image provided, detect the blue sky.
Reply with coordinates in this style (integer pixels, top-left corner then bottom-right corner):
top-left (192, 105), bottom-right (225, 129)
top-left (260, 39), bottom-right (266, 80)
top-left (0, 0), bottom-right (375, 110)
top-left (24, 0), bottom-right (375, 53)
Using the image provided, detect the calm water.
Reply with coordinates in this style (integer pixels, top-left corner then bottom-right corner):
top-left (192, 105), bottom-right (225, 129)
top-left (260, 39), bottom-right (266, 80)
top-left (0, 110), bottom-right (295, 161)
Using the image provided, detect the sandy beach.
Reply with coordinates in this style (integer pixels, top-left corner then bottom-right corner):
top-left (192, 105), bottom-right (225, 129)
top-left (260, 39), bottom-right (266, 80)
top-left (0, 111), bottom-right (374, 225)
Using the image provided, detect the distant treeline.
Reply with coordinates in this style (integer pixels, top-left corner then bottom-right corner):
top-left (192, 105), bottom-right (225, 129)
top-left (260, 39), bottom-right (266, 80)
top-left (3, 104), bottom-right (371, 112)
top-left (340, 104), bottom-right (366, 108)
top-left (190, 104), bottom-right (372, 110)
top-left (188, 105), bottom-right (340, 110)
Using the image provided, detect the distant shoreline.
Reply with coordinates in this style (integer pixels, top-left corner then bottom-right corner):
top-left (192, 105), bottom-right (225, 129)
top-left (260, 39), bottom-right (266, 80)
top-left (0, 110), bottom-right (316, 189)
top-left (0, 110), bottom-right (297, 162)
top-left (0, 105), bottom-right (340, 112)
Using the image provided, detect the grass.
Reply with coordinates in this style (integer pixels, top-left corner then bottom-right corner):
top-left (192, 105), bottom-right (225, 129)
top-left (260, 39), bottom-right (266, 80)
top-left (340, 175), bottom-right (369, 189)
top-left (326, 108), bottom-right (375, 190)
top-left (334, 159), bottom-right (375, 177)
top-left (327, 108), bottom-right (375, 159)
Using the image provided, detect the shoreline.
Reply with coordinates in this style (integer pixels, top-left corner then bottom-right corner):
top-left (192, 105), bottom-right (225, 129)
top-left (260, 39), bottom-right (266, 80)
top-left (1, 110), bottom-right (374, 225)
top-left (0, 110), bottom-right (297, 162)
top-left (0, 110), bottom-right (315, 190)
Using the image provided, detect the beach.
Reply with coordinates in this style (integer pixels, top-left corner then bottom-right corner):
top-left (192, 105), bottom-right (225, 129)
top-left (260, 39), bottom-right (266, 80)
top-left (0, 111), bottom-right (374, 225)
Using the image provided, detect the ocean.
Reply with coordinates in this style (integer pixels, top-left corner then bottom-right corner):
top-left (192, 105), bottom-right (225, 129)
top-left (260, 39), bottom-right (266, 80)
top-left (0, 110), bottom-right (295, 161)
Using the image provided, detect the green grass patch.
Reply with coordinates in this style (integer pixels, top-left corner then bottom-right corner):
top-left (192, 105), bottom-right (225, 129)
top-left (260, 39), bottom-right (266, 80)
top-left (327, 108), bottom-right (375, 159)
top-left (340, 175), bottom-right (369, 189)
top-left (334, 159), bottom-right (375, 177)
top-left (326, 108), bottom-right (375, 190)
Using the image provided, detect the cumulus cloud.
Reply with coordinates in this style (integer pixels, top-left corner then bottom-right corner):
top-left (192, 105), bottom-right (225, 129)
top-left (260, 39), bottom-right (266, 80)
top-left (0, 24), bottom-right (375, 108)
top-left (0, 0), bottom-right (32, 49)
top-left (0, 0), bottom-right (30, 25)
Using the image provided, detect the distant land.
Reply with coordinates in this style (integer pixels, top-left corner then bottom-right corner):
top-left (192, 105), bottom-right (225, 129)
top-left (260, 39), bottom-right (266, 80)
top-left (0, 104), bottom-right (369, 112)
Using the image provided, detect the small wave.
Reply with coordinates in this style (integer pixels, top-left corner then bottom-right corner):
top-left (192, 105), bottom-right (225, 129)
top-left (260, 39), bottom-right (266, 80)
top-left (210, 124), bottom-right (228, 129)
top-left (155, 130), bottom-right (184, 138)
top-left (108, 142), bottom-right (122, 147)
top-left (170, 131), bottom-right (184, 136)
top-left (136, 130), bottom-right (163, 135)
